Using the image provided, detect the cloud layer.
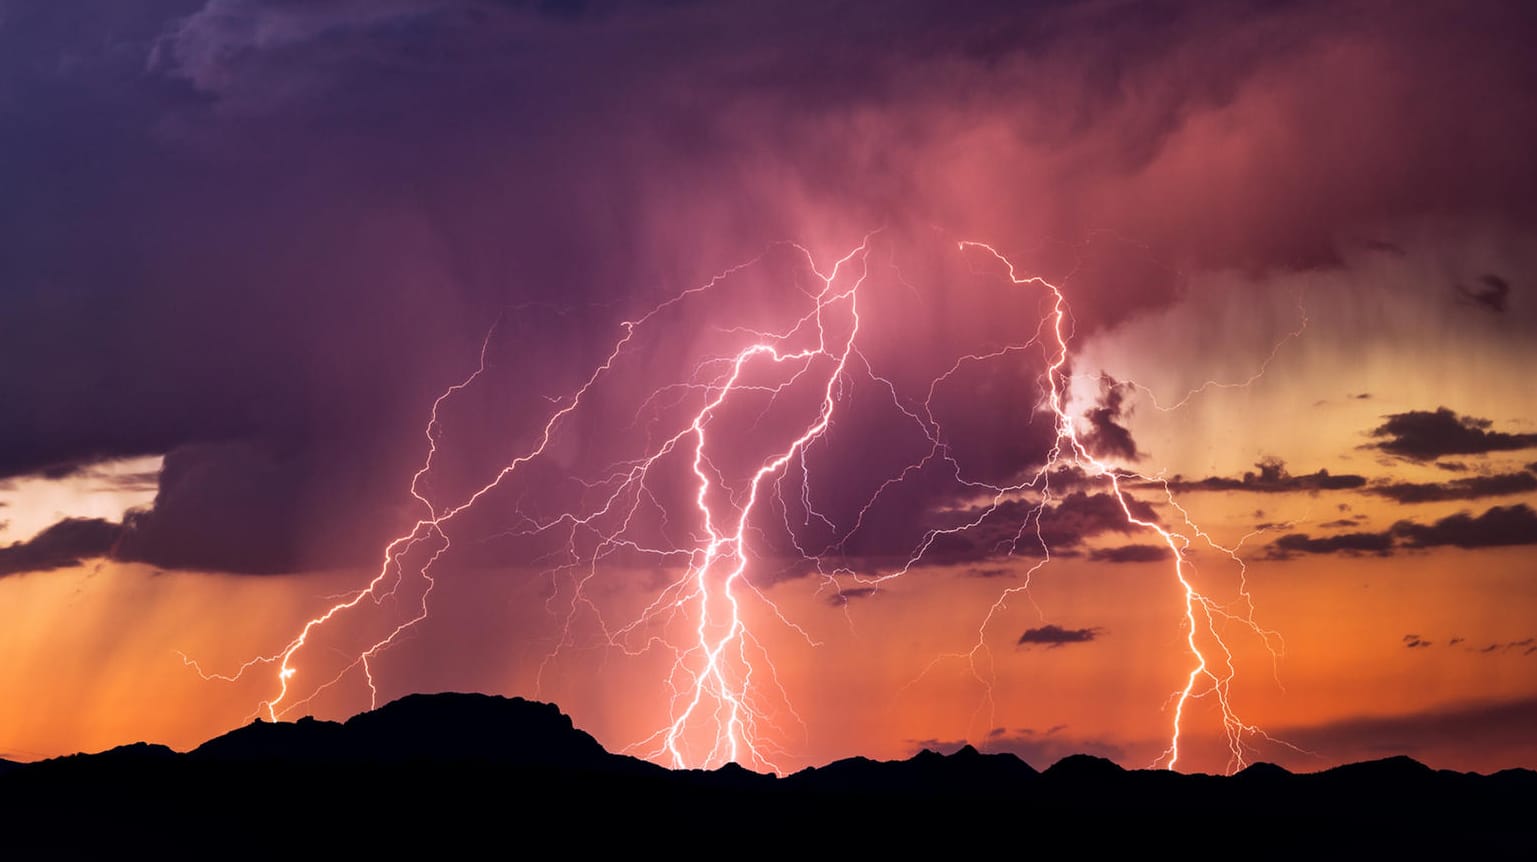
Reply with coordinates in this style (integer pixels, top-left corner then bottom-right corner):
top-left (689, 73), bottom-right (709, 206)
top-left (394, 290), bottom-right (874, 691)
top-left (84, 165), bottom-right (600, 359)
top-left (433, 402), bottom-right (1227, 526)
top-left (3, 0), bottom-right (1536, 578)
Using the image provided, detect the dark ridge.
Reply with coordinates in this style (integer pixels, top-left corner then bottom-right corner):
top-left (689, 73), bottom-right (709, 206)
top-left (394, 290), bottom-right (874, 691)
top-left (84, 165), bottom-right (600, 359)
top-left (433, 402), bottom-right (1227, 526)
top-left (23, 741), bottom-right (179, 773)
top-left (1042, 752), bottom-right (1126, 780)
top-left (1234, 760), bottom-right (1292, 780)
top-left (1318, 752), bottom-right (1438, 781)
top-left (86, 741), bottom-right (179, 763)
top-left (190, 714), bottom-right (348, 763)
top-left (192, 691), bottom-right (661, 775)
top-left (681, 759), bottom-right (778, 792)
top-left (1492, 766), bottom-right (1537, 780)
top-left (1, 692), bottom-right (1533, 852)
top-left (784, 744), bottom-right (1039, 797)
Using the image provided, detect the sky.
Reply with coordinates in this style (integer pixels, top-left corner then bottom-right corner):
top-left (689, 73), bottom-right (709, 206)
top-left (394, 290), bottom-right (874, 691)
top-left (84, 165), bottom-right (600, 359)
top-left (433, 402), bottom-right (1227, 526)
top-left (2, 0), bottom-right (1536, 775)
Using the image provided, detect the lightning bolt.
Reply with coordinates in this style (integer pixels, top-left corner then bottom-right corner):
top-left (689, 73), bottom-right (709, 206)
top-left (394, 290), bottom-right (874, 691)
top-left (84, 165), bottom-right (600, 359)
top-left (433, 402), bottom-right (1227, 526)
top-left (183, 231), bottom-right (1292, 774)
top-left (944, 242), bottom-right (1274, 771)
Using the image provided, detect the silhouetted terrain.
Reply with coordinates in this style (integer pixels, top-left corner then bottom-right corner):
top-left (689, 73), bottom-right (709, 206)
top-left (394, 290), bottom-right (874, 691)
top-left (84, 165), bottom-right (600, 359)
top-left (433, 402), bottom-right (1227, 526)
top-left (3, 693), bottom-right (1533, 854)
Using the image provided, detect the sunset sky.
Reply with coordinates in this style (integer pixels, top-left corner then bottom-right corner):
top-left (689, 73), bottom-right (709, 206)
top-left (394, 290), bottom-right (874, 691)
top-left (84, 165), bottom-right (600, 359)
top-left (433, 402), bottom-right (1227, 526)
top-left (3, 0), bottom-right (1535, 776)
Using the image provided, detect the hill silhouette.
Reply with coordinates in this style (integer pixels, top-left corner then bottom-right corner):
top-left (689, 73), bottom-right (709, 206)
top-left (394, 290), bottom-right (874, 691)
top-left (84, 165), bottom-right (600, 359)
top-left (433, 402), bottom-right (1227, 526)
top-left (2, 692), bottom-right (1532, 853)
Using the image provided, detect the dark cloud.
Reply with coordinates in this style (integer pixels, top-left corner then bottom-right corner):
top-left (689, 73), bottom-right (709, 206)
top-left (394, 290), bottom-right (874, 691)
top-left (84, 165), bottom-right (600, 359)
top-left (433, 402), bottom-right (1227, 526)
top-left (1361, 239), bottom-right (1406, 256)
top-left (1436, 461), bottom-right (1469, 472)
top-left (1476, 637), bottom-right (1535, 655)
top-left (111, 439), bottom-right (407, 574)
top-left (825, 587), bottom-right (876, 607)
top-left (1457, 273), bottom-right (1511, 313)
top-left (1395, 504), bottom-right (1537, 550)
top-left (1368, 408), bottom-right (1537, 461)
top-left (1036, 492), bottom-right (1158, 547)
top-left (899, 490), bottom-right (1159, 568)
top-left (1079, 374), bottom-right (1139, 462)
top-left (1268, 531), bottom-right (1394, 559)
top-left (1267, 503), bottom-right (1537, 559)
top-left (1086, 544), bottom-right (1170, 564)
top-left (1164, 458), bottom-right (1366, 494)
top-left (1318, 517), bottom-right (1363, 528)
top-left (1403, 634), bottom-right (1431, 649)
top-left (1367, 471), bottom-right (1537, 504)
top-left (1017, 624), bottom-right (1100, 648)
top-left (0, 518), bottom-right (121, 577)
top-left (965, 567), bottom-right (1014, 579)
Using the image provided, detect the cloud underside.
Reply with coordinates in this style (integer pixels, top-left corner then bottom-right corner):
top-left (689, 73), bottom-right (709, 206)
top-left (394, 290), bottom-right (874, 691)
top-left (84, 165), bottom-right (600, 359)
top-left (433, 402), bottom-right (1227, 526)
top-left (1269, 504), bottom-right (1537, 559)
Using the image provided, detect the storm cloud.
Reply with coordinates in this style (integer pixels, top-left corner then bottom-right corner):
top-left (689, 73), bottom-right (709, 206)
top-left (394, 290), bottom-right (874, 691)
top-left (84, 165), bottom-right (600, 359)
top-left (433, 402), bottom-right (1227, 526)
top-left (4, 1), bottom-right (1537, 576)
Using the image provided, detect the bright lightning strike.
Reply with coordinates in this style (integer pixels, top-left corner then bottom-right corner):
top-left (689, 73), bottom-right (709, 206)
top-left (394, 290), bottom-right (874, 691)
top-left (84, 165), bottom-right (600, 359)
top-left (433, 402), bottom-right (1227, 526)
top-left (183, 231), bottom-right (1293, 775)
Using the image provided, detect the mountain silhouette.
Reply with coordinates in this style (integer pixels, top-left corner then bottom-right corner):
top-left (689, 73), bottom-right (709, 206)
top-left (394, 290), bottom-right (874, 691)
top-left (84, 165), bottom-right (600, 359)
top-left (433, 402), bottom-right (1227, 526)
top-left (2, 692), bottom-right (1532, 853)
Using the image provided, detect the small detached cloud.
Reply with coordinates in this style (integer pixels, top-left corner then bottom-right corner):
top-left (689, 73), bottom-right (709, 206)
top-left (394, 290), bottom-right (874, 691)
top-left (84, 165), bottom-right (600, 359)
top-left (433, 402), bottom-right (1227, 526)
top-left (1080, 375), bottom-right (1140, 462)
top-left (1368, 408), bottom-right (1537, 461)
top-left (1087, 544), bottom-right (1171, 564)
top-left (1477, 637), bottom-right (1536, 656)
top-left (1404, 634), bottom-right (1432, 649)
top-left (825, 587), bottom-right (876, 607)
top-left (1456, 273), bottom-right (1511, 313)
top-left (1018, 624), bottom-right (1101, 648)
top-left (1319, 517), bottom-right (1364, 528)
top-left (0, 518), bottom-right (121, 577)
